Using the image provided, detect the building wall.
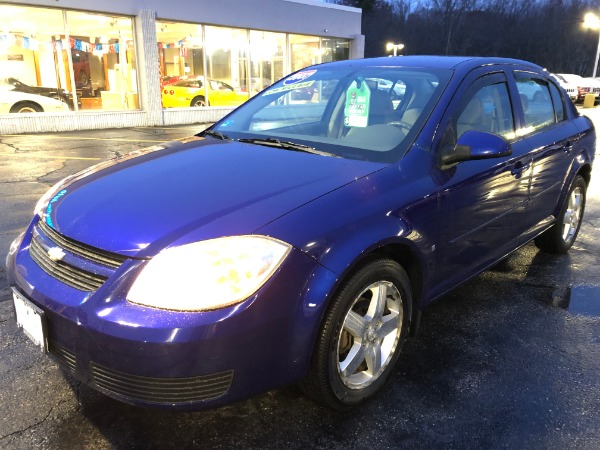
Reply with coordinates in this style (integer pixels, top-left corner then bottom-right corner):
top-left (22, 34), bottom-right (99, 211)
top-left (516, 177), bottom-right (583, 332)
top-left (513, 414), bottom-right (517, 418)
top-left (3, 0), bottom-right (361, 38)
top-left (0, 0), bottom-right (363, 134)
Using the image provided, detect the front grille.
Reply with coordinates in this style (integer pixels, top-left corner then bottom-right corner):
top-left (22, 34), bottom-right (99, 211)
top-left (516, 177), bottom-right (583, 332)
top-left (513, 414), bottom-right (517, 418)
top-left (37, 220), bottom-right (127, 269)
top-left (29, 220), bottom-right (129, 291)
top-left (30, 236), bottom-right (108, 291)
top-left (91, 363), bottom-right (234, 405)
top-left (48, 340), bottom-right (77, 373)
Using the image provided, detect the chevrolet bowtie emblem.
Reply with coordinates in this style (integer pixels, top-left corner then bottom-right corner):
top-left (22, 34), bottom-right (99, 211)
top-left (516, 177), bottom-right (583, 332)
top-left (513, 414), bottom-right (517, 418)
top-left (47, 247), bottom-right (66, 262)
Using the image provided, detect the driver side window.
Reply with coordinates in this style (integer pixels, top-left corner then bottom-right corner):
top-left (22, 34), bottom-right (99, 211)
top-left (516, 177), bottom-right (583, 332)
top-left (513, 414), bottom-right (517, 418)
top-left (455, 82), bottom-right (514, 140)
top-left (439, 76), bottom-right (515, 158)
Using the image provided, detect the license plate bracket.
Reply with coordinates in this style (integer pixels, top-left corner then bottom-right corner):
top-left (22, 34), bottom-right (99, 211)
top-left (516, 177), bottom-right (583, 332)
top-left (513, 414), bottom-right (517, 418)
top-left (12, 288), bottom-right (47, 352)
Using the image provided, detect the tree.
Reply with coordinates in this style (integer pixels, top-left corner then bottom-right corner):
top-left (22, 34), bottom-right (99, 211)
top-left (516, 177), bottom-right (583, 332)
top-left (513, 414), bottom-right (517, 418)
top-left (327, 0), bottom-right (599, 75)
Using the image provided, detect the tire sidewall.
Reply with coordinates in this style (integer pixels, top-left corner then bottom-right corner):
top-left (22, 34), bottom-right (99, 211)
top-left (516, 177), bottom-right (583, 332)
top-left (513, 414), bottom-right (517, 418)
top-left (324, 259), bottom-right (412, 406)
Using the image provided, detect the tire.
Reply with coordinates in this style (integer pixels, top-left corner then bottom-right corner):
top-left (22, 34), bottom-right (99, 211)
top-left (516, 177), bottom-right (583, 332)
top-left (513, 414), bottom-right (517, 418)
top-left (10, 102), bottom-right (43, 113)
top-left (301, 258), bottom-right (412, 409)
top-left (535, 175), bottom-right (586, 254)
top-left (191, 96), bottom-right (207, 107)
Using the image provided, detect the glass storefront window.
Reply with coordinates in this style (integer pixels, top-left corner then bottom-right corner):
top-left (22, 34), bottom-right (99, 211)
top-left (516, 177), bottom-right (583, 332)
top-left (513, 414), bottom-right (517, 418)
top-left (157, 22), bottom-right (251, 109)
top-left (2, 5), bottom-right (352, 116)
top-left (290, 35), bottom-right (321, 73)
top-left (156, 22), bottom-right (349, 110)
top-left (205, 26), bottom-right (249, 105)
top-left (66, 11), bottom-right (138, 110)
top-left (249, 31), bottom-right (286, 93)
top-left (322, 38), bottom-right (350, 63)
top-left (156, 21), bottom-right (204, 82)
top-left (1, 5), bottom-right (71, 113)
top-left (0, 4), bottom-right (138, 113)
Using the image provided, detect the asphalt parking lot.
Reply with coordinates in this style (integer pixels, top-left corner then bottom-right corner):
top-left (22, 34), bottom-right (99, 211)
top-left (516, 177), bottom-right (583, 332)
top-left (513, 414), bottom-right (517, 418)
top-left (1, 110), bottom-right (599, 449)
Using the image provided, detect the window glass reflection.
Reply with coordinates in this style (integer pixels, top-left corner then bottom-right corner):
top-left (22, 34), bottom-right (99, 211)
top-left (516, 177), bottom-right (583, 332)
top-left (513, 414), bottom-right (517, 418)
top-left (66, 11), bottom-right (138, 110)
top-left (0, 5), bottom-right (138, 113)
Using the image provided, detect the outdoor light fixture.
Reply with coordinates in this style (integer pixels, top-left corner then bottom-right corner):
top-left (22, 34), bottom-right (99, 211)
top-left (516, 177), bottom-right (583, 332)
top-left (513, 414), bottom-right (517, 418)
top-left (386, 42), bottom-right (404, 57)
top-left (583, 12), bottom-right (600, 78)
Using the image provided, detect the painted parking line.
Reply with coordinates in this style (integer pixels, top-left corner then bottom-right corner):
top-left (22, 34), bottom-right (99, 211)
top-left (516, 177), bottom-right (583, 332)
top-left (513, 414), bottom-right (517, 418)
top-left (0, 135), bottom-right (169, 143)
top-left (132, 126), bottom-right (203, 131)
top-left (0, 153), bottom-right (102, 161)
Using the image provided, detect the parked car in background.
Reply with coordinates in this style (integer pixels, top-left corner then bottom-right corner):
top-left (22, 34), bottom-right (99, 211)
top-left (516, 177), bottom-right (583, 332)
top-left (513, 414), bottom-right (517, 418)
top-left (7, 56), bottom-right (595, 412)
top-left (551, 73), bottom-right (578, 102)
top-left (2, 77), bottom-right (80, 110)
top-left (0, 86), bottom-right (71, 113)
top-left (583, 77), bottom-right (600, 104)
top-left (557, 73), bottom-right (595, 102)
top-left (161, 75), bottom-right (188, 87)
top-left (162, 77), bottom-right (249, 107)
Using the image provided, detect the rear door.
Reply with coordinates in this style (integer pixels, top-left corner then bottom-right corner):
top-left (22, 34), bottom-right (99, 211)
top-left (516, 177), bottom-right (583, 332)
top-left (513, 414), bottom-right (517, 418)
top-left (512, 71), bottom-right (579, 228)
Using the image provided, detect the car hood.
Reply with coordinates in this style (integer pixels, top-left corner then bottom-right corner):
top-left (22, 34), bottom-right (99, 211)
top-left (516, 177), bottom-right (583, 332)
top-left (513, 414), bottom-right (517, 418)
top-left (46, 137), bottom-right (386, 258)
top-left (23, 85), bottom-right (57, 95)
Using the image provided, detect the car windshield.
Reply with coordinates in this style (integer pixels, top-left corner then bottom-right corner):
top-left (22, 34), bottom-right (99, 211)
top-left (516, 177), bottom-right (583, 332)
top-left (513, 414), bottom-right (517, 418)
top-left (211, 66), bottom-right (452, 163)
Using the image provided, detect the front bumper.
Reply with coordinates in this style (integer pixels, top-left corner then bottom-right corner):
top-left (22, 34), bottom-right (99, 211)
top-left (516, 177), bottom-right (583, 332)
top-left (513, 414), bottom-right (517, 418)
top-left (7, 219), bottom-right (338, 410)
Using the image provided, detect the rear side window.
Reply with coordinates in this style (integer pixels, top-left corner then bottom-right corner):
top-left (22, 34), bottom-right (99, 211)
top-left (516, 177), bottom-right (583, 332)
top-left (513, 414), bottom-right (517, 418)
top-left (514, 74), bottom-right (555, 133)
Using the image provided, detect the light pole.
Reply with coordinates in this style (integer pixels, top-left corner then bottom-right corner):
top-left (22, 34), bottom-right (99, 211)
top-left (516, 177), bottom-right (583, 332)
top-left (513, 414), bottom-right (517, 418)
top-left (386, 42), bottom-right (404, 57)
top-left (583, 12), bottom-right (600, 78)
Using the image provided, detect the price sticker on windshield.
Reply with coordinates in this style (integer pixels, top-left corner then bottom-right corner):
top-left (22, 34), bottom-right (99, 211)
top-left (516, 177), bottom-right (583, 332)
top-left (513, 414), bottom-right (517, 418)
top-left (344, 80), bottom-right (371, 128)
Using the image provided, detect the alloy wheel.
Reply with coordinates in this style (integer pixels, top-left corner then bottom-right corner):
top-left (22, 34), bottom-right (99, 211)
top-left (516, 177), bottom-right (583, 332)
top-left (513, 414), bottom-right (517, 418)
top-left (562, 185), bottom-right (583, 244)
top-left (337, 280), bottom-right (403, 389)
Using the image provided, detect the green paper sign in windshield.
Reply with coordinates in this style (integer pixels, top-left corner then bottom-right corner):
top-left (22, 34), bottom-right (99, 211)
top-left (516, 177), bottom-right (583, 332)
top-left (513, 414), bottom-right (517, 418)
top-left (344, 80), bottom-right (371, 128)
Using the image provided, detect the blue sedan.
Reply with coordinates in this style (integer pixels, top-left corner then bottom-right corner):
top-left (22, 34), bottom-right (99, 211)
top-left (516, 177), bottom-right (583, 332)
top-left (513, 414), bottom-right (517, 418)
top-left (6, 56), bottom-right (595, 410)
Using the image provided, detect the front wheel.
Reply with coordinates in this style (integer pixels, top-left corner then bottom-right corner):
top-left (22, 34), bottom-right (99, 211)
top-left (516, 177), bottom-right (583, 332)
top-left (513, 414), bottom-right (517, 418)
top-left (10, 102), bottom-right (43, 113)
top-left (302, 258), bottom-right (412, 409)
top-left (535, 175), bottom-right (587, 253)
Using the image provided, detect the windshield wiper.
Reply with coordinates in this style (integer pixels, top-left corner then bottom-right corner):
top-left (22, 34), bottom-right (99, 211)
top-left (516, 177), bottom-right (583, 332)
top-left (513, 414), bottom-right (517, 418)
top-left (200, 129), bottom-right (231, 140)
top-left (238, 137), bottom-right (338, 157)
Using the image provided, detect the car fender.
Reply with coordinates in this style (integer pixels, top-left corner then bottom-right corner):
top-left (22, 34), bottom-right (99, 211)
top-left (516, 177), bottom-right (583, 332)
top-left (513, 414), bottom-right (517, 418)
top-left (258, 147), bottom-right (439, 308)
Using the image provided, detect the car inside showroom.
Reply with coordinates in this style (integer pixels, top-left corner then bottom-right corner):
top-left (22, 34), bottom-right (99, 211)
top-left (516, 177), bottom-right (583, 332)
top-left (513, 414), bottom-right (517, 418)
top-left (0, 0), bottom-right (363, 134)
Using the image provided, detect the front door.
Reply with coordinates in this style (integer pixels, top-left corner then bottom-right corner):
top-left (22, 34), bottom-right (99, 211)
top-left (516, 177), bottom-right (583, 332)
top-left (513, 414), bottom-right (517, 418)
top-left (433, 72), bottom-right (532, 290)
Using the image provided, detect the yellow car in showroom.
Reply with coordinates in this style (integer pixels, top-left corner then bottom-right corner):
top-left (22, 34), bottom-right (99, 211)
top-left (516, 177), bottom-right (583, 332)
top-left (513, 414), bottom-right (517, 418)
top-left (162, 77), bottom-right (249, 108)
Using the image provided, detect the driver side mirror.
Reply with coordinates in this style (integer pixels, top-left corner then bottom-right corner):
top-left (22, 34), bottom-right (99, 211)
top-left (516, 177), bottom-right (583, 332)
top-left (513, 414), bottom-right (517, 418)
top-left (439, 130), bottom-right (512, 167)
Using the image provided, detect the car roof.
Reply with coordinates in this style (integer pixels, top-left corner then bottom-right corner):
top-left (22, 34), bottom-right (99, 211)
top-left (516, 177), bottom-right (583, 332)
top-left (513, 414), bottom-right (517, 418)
top-left (318, 55), bottom-right (543, 72)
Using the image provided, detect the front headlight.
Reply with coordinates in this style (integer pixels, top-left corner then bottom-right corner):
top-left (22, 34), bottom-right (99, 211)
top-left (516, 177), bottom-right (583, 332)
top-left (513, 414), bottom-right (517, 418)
top-left (127, 235), bottom-right (292, 311)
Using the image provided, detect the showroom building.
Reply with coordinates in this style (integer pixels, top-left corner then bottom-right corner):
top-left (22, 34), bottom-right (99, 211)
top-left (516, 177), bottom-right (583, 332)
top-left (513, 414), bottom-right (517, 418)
top-left (0, 0), bottom-right (363, 134)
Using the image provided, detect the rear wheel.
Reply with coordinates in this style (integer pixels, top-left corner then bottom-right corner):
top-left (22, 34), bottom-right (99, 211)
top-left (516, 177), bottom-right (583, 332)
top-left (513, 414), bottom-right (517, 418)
top-left (302, 258), bottom-right (412, 409)
top-left (535, 175), bottom-right (586, 253)
top-left (191, 96), bottom-right (207, 107)
top-left (10, 102), bottom-right (43, 113)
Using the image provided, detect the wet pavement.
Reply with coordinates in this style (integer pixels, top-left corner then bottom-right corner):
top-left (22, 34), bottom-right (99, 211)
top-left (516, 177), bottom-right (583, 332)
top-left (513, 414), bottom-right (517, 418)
top-left (0, 112), bottom-right (599, 449)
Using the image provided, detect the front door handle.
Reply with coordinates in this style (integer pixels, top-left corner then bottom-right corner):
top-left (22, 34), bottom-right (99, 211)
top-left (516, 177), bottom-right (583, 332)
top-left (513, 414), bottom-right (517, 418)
top-left (511, 161), bottom-right (530, 176)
